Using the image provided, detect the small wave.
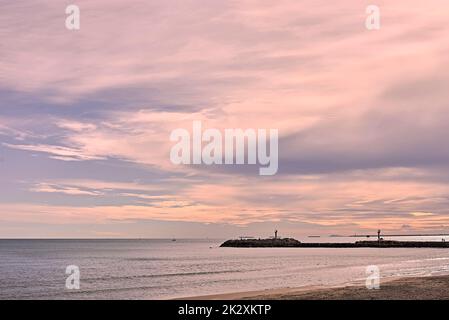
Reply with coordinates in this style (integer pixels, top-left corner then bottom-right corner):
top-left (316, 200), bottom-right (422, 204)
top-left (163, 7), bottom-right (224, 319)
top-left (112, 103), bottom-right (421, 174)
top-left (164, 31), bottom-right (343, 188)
top-left (83, 269), bottom-right (242, 282)
top-left (424, 257), bottom-right (449, 261)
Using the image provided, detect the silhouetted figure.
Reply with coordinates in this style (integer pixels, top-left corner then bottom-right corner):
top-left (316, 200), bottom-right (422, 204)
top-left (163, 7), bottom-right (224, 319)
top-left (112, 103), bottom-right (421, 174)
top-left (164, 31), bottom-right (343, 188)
top-left (275, 230), bottom-right (278, 239)
top-left (377, 229), bottom-right (381, 242)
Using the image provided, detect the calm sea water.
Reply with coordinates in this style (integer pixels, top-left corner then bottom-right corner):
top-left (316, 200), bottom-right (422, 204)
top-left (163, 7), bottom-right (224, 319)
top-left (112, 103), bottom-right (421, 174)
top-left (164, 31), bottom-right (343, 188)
top-left (1, 237), bottom-right (449, 299)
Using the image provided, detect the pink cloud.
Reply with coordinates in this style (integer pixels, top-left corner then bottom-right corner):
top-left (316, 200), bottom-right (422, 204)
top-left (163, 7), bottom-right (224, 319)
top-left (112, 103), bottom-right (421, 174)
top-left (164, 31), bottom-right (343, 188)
top-left (2, 0), bottom-right (449, 235)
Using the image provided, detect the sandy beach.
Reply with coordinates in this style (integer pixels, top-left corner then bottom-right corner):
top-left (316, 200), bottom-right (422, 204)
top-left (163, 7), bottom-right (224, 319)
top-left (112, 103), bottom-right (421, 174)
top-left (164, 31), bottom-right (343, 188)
top-left (184, 275), bottom-right (449, 300)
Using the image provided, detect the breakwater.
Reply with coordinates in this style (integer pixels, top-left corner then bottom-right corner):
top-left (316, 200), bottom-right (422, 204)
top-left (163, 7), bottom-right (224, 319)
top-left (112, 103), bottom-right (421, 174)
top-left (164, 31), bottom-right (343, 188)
top-left (220, 239), bottom-right (449, 248)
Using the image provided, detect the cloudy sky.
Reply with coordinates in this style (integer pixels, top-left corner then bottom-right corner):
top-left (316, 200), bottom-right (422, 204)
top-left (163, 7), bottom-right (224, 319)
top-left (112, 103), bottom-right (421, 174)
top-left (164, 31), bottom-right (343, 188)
top-left (1, 0), bottom-right (449, 238)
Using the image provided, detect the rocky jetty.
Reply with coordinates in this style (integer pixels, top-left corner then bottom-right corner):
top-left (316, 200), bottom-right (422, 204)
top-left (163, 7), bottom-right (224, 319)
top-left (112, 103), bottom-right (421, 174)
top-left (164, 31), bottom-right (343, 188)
top-left (220, 238), bottom-right (302, 247)
top-left (220, 239), bottom-right (449, 248)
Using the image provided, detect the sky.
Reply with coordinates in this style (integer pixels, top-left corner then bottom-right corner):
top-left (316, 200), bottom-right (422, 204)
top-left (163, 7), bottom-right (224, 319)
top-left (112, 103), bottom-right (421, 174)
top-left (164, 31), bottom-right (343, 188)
top-left (1, 0), bottom-right (449, 238)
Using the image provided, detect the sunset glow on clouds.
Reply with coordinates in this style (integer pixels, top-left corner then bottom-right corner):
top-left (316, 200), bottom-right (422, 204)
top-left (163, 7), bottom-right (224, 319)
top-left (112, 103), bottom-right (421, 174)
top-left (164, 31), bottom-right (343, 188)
top-left (1, 0), bottom-right (449, 237)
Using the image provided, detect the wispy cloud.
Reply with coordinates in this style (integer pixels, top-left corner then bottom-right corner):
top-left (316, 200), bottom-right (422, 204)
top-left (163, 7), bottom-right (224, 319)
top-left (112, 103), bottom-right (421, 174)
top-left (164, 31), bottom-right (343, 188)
top-left (30, 182), bottom-right (104, 196)
top-left (1, 0), bottom-right (449, 236)
top-left (3, 143), bottom-right (106, 161)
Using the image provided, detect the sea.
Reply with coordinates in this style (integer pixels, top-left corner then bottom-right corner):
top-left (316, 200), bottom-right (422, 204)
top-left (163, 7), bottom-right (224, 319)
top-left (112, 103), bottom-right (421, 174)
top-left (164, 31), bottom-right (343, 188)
top-left (1, 237), bottom-right (449, 299)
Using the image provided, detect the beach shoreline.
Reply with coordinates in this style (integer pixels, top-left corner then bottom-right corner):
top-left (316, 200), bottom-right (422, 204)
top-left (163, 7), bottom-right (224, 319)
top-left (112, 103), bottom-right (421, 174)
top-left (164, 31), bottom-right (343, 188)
top-left (179, 274), bottom-right (449, 300)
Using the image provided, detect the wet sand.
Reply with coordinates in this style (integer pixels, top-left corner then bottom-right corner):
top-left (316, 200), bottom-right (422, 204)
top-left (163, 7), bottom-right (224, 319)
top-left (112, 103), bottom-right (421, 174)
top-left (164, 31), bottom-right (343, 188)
top-left (183, 275), bottom-right (449, 300)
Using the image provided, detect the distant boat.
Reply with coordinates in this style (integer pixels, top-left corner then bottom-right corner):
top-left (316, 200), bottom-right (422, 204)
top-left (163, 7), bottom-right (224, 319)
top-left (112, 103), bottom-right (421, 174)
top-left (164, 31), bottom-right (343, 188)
top-left (308, 235), bottom-right (321, 238)
top-left (172, 239), bottom-right (176, 242)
